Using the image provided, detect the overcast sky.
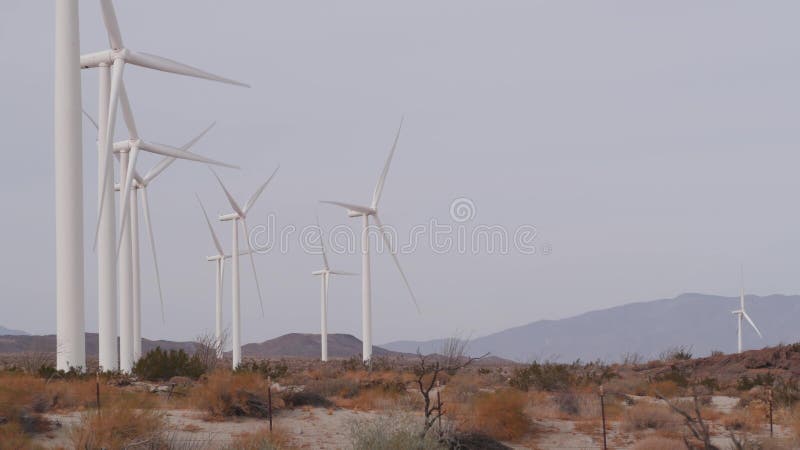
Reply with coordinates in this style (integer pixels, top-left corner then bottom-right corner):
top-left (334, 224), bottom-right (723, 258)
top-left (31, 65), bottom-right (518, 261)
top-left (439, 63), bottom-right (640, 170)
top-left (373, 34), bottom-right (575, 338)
top-left (1, 1), bottom-right (799, 345)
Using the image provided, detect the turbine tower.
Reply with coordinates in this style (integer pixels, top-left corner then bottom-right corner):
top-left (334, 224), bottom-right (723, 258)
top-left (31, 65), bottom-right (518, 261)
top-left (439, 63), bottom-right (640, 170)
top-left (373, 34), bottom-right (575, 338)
top-left (196, 194), bottom-right (252, 359)
top-left (210, 167), bottom-right (279, 368)
top-left (55, 0), bottom-right (85, 371)
top-left (312, 217), bottom-right (356, 362)
top-left (81, 0), bottom-right (248, 371)
top-left (732, 269), bottom-right (763, 353)
top-left (322, 118), bottom-right (420, 363)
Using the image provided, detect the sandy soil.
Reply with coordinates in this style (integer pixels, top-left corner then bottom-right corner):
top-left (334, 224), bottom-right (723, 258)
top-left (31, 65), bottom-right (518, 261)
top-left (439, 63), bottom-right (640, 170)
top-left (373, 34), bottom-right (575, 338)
top-left (33, 407), bottom-right (380, 449)
top-left (30, 399), bottom-right (794, 449)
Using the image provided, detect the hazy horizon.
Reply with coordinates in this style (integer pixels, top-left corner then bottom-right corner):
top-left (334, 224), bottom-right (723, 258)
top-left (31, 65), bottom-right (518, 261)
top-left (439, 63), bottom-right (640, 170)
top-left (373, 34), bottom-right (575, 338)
top-left (2, 1), bottom-right (800, 346)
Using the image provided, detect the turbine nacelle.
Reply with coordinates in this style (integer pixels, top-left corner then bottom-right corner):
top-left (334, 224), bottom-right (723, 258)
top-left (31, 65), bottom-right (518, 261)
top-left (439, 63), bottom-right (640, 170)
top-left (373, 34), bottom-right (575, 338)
top-left (206, 251), bottom-right (251, 262)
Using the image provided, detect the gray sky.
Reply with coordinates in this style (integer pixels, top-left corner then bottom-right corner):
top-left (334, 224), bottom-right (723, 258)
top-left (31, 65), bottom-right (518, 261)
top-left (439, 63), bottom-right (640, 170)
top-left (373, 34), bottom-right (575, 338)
top-left (1, 1), bottom-right (799, 345)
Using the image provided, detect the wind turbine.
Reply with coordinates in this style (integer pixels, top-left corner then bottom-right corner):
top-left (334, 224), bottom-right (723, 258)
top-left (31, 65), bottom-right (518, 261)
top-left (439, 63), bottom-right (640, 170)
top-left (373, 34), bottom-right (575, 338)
top-left (312, 217), bottom-right (356, 362)
top-left (733, 269), bottom-right (763, 353)
top-left (82, 0), bottom-right (247, 372)
top-left (321, 118), bottom-right (420, 363)
top-left (109, 88), bottom-right (235, 373)
top-left (210, 167), bottom-right (279, 368)
top-left (86, 111), bottom-right (218, 363)
top-left (195, 194), bottom-right (252, 359)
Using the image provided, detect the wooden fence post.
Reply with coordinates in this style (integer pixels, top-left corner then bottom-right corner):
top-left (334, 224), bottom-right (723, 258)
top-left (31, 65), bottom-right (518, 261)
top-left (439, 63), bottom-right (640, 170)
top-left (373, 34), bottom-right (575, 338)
top-left (600, 385), bottom-right (607, 450)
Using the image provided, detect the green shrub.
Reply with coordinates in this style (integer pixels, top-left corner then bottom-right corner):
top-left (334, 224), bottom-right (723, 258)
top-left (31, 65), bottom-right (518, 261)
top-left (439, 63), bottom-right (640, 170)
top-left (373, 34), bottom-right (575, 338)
top-left (509, 361), bottom-right (574, 392)
top-left (349, 414), bottom-right (445, 450)
top-left (737, 373), bottom-right (776, 391)
top-left (132, 347), bottom-right (205, 381)
top-left (234, 359), bottom-right (288, 380)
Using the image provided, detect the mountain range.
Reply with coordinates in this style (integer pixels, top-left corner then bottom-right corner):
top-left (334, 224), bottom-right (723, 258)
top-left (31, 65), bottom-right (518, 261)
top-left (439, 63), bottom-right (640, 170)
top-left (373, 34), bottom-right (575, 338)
top-left (3, 294), bottom-right (799, 363)
top-left (382, 293), bottom-right (800, 362)
top-left (0, 325), bottom-right (28, 336)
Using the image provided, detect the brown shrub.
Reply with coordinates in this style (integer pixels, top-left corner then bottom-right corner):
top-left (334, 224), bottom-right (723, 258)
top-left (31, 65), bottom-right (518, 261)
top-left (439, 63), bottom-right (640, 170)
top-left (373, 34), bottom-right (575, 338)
top-left (190, 371), bottom-right (276, 419)
top-left (623, 402), bottom-right (676, 431)
top-left (460, 388), bottom-right (530, 440)
top-left (69, 403), bottom-right (166, 449)
top-left (646, 380), bottom-right (680, 398)
top-left (631, 436), bottom-right (685, 449)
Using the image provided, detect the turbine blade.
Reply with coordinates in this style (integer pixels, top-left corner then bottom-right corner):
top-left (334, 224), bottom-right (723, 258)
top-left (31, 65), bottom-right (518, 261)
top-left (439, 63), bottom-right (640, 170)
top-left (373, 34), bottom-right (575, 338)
top-left (141, 188), bottom-right (165, 323)
top-left (371, 116), bottom-right (404, 209)
top-left (116, 145), bottom-right (140, 257)
top-left (126, 51), bottom-right (250, 87)
top-left (219, 258), bottom-right (225, 297)
top-left (92, 58), bottom-right (125, 251)
top-left (118, 81), bottom-right (138, 139)
top-left (138, 141), bottom-right (238, 169)
top-left (195, 193), bottom-right (224, 255)
top-left (142, 122), bottom-right (216, 184)
top-left (742, 311), bottom-right (763, 338)
top-left (319, 200), bottom-right (374, 216)
top-left (373, 214), bottom-right (421, 314)
top-left (316, 214), bottom-right (330, 270)
top-left (242, 218), bottom-right (265, 316)
top-left (82, 110), bottom-right (99, 130)
top-left (99, 0), bottom-right (124, 49)
top-left (209, 168), bottom-right (244, 217)
top-left (330, 270), bottom-right (358, 276)
top-left (243, 165), bottom-right (279, 215)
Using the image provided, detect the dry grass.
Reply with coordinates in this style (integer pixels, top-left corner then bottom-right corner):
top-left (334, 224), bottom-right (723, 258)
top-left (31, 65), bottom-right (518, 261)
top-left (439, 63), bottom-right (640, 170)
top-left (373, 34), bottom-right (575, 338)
top-left (225, 425), bottom-right (294, 450)
top-left (0, 421), bottom-right (42, 450)
top-left (722, 406), bottom-right (765, 433)
top-left (631, 435), bottom-right (685, 449)
top-left (458, 388), bottom-right (530, 440)
top-left (646, 380), bottom-right (681, 398)
top-left (69, 402), bottom-right (166, 449)
top-left (622, 402), bottom-right (677, 431)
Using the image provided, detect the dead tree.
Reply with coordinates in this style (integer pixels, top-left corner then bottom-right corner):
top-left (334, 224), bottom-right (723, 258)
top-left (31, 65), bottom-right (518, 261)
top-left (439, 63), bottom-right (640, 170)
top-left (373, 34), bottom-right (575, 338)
top-left (415, 337), bottom-right (488, 440)
top-left (657, 386), bottom-right (718, 450)
top-left (194, 328), bottom-right (229, 372)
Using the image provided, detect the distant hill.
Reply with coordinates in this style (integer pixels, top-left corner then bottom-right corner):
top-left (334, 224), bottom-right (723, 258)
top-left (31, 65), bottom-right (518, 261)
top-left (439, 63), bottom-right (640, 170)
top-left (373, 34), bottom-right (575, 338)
top-left (243, 333), bottom-right (398, 359)
top-left (0, 332), bottom-right (396, 360)
top-left (0, 325), bottom-right (28, 336)
top-left (382, 293), bottom-right (800, 363)
top-left (0, 333), bottom-right (195, 356)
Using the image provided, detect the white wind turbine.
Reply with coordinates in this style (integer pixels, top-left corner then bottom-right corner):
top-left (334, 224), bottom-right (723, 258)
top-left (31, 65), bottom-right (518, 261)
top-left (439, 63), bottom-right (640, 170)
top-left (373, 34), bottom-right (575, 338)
top-left (111, 88), bottom-right (236, 372)
top-left (733, 269), bottom-right (763, 354)
top-left (312, 217), bottom-right (356, 362)
top-left (82, 0), bottom-right (247, 372)
top-left (210, 167), bottom-right (279, 368)
top-left (322, 118), bottom-right (420, 362)
top-left (85, 112), bottom-right (217, 363)
top-left (195, 194), bottom-right (252, 359)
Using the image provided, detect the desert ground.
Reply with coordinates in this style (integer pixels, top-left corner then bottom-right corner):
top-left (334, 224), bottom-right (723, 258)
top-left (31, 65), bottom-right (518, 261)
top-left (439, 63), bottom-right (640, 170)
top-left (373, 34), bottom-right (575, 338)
top-left (2, 344), bottom-right (800, 449)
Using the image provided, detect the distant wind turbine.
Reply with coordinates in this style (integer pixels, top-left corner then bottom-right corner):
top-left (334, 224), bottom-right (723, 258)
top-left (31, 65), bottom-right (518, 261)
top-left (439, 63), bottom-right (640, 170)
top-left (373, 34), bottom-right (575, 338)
top-left (312, 216), bottom-right (356, 362)
top-left (733, 268), bottom-right (763, 353)
top-left (210, 167), bottom-right (279, 368)
top-left (322, 118), bottom-right (420, 363)
top-left (196, 194), bottom-right (252, 359)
